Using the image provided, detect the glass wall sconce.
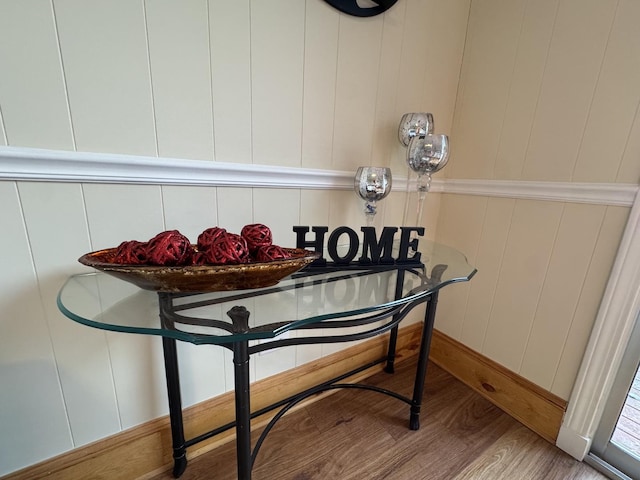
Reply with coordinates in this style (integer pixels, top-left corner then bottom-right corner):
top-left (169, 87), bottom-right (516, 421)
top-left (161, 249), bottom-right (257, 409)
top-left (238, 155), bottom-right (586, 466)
top-left (398, 112), bottom-right (450, 227)
top-left (407, 133), bottom-right (449, 227)
top-left (354, 166), bottom-right (392, 226)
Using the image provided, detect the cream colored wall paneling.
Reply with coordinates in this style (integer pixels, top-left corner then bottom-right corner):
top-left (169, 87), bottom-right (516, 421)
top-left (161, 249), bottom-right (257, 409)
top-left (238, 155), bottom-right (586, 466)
top-left (369, 1), bottom-right (405, 168)
top-left (0, 1), bottom-right (74, 150)
top-left (0, 182), bottom-right (73, 476)
top-left (252, 189), bottom-right (301, 378)
top-left (551, 205), bottom-right (630, 399)
top-left (519, 203), bottom-right (607, 390)
top-left (301, 0), bottom-right (339, 170)
top-left (18, 182), bottom-right (122, 446)
top-left (391, 0), bottom-right (431, 176)
top-left (253, 293), bottom-right (298, 380)
top-left (161, 185), bottom-right (219, 241)
top-left (209, 0), bottom-right (252, 164)
top-left (571, 0), bottom-right (640, 183)
top-left (459, 197), bottom-right (515, 352)
top-left (521, 0), bottom-right (617, 182)
top-left (419, 0), bottom-right (471, 137)
top-left (296, 190), bottom-right (331, 363)
top-left (144, 0), bottom-right (214, 161)
top-left (0, 111), bottom-right (6, 145)
top-left (481, 199), bottom-right (563, 372)
top-left (432, 193), bottom-right (488, 339)
top-left (250, 0), bottom-right (305, 167)
top-left (448, 0), bottom-right (527, 180)
top-left (54, 0), bottom-right (157, 156)
top-left (617, 108), bottom-right (640, 184)
top-left (393, 0), bottom-right (433, 128)
top-left (215, 186), bottom-right (257, 388)
top-left (216, 187), bottom-right (253, 233)
top-left (332, 15), bottom-right (383, 171)
top-left (161, 185), bottom-right (226, 406)
top-left (493, 0), bottom-right (559, 180)
top-left (82, 184), bottom-right (169, 428)
top-left (253, 189), bottom-right (301, 246)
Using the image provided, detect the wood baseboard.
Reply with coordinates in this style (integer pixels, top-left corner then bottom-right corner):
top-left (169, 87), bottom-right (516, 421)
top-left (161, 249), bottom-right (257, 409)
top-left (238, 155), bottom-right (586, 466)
top-left (2, 324), bottom-right (424, 480)
top-left (3, 326), bottom-right (567, 480)
top-left (428, 329), bottom-right (567, 444)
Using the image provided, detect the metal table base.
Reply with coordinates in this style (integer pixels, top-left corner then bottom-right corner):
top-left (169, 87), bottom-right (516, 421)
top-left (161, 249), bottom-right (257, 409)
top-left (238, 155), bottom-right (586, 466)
top-left (161, 291), bottom-right (439, 480)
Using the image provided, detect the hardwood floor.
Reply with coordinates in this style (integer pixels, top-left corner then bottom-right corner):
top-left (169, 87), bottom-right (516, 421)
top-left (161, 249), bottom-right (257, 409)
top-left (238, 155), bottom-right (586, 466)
top-left (147, 359), bottom-right (607, 480)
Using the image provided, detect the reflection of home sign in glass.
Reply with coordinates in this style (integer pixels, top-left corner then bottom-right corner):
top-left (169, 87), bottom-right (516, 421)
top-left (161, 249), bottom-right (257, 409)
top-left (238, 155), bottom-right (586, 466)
top-left (293, 226), bottom-right (424, 266)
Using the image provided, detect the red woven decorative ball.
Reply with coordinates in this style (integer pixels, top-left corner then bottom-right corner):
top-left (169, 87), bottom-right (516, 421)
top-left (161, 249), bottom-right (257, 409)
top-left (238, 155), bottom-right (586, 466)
top-left (197, 227), bottom-right (227, 251)
top-left (113, 240), bottom-right (148, 265)
top-left (207, 232), bottom-right (249, 265)
top-left (146, 230), bottom-right (194, 266)
top-left (191, 251), bottom-right (208, 266)
top-left (241, 223), bottom-right (273, 253)
top-left (255, 245), bottom-right (290, 262)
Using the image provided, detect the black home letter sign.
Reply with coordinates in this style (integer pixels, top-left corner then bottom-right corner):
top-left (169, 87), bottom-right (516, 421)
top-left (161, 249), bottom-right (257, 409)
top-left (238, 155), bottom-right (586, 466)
top-left (293, 226), bottom-right (424, 266)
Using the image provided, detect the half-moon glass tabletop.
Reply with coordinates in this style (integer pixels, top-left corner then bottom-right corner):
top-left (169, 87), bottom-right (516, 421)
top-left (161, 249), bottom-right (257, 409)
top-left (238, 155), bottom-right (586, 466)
top-left (57, 240), bottom-right (476, 345)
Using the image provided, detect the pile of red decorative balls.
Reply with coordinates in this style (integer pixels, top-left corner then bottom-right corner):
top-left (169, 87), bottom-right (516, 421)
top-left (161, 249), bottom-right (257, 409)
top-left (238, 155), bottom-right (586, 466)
top-left (112, 224), bottom-right (291, 266)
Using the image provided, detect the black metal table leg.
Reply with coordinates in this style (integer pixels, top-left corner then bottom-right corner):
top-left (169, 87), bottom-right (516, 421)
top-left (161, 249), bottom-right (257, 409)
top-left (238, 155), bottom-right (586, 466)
top-left (162, 336), bottom-right (188, 478)
top-left (385, 269), bottom-right (406, 373)
top-left (228, 307), bottom-right (252, 480)
top-left (409, 291), bottom-right (438, 430)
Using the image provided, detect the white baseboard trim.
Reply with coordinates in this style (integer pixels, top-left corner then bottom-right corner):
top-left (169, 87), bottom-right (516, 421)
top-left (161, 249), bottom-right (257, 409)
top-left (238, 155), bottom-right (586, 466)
top-left (556, 424), bottom-right (591, 460)
top-left (0, 146), bottom-right (637, 206)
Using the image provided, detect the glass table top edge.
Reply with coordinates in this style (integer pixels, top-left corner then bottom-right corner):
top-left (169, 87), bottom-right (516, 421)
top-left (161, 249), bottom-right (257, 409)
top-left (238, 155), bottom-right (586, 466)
top-left (57, 245), bottom-right (476, 345)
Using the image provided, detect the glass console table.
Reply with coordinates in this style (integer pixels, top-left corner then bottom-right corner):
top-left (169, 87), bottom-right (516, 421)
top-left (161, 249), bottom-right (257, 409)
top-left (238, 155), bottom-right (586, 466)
top-left (57, 241), bottom-right (475, 480)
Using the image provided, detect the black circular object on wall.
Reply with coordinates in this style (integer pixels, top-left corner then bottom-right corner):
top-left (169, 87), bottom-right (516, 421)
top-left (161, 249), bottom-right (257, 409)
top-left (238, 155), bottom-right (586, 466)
top-left (324, 0), bottom-right (397, 17)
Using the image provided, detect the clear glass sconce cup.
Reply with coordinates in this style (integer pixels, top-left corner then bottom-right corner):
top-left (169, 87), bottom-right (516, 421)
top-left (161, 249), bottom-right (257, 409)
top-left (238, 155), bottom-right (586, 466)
top-left (398, 112), bottom-right (434, 147)
top-left (354, 166), bottom-right (393, 226)
top-left (406, 133), bottom-right (449, 226)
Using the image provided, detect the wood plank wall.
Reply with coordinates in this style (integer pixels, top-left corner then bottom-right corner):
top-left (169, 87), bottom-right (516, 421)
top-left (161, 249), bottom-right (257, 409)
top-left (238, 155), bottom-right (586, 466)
top-left (0, 1), bottom-right (470, 476)
top-left (1, 0), bottom-right (639, 477)
top-left (432, 0), bottom-right (640, 400)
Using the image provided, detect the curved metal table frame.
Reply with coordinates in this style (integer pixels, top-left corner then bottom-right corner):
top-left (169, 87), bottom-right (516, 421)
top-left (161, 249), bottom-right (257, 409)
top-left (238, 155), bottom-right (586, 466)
top-left (58, 257), bottom-right (475, 480)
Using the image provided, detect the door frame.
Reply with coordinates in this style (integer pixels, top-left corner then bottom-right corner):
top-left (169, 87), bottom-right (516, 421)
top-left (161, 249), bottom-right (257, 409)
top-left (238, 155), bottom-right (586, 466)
top-left (557, 189), bottom-right (640, 460)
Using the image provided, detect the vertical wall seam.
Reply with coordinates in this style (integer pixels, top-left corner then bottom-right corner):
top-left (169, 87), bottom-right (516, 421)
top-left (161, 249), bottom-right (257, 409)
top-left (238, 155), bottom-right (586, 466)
top-left (159, 185), bottom-right (167, 231)
top-left (298, 0), bottom-right (308, 168)
top-left (14, 181), bottom-right (75, 444)
top-left (517, 0), bottom-right (561, 180)
top-left (0, 103), bottom-right (8, 144)
top-left (388, 0), bottom-right (405, 143)
top-left (141, 0), bottom-right (160, 158)
top-left (79, 183), bottom-right (123, 430)
top-left (248, 0), bottom-right (254, 164)
top-left (448, 0), bottom-right (473, 153)
top-left (206, 0), bottom-right (216, 162)
top-left (518, 202), bottom-right (566, 374)
top-left (141, 0), bottom-right (159, 157)
top-left (395, 1), bottom-right (411, 221)
top-left (330, 14), bottom-right (342, 170)
top-left (549, 205), bottom-right (608, 394)
top-left (459, 195), bottom-right (490, 341)
top-left (369, 14), bottom-right (385, 166)
top-left (480, 198), bottom-right (516, 353)
top-left (490, 0), bottom-right (528, 179)
top-left (569, 0), bottom-right (621, 182)
top-left (614, 98), bottom-right (640, 183)
top-left (50, 0), bottom-right (77, 151)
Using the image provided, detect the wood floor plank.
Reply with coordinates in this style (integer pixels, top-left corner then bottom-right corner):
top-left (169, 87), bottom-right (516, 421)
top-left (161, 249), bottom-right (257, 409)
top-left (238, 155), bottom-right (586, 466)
top-left (147, 361), bottom-right (606, 480)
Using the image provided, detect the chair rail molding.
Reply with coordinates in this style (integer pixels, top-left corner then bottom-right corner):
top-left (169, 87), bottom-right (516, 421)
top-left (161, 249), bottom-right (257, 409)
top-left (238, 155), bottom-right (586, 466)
top-left (0, 146), bottom-right (637, 206)
top-left (556, 189), bottom-right (640, 460)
